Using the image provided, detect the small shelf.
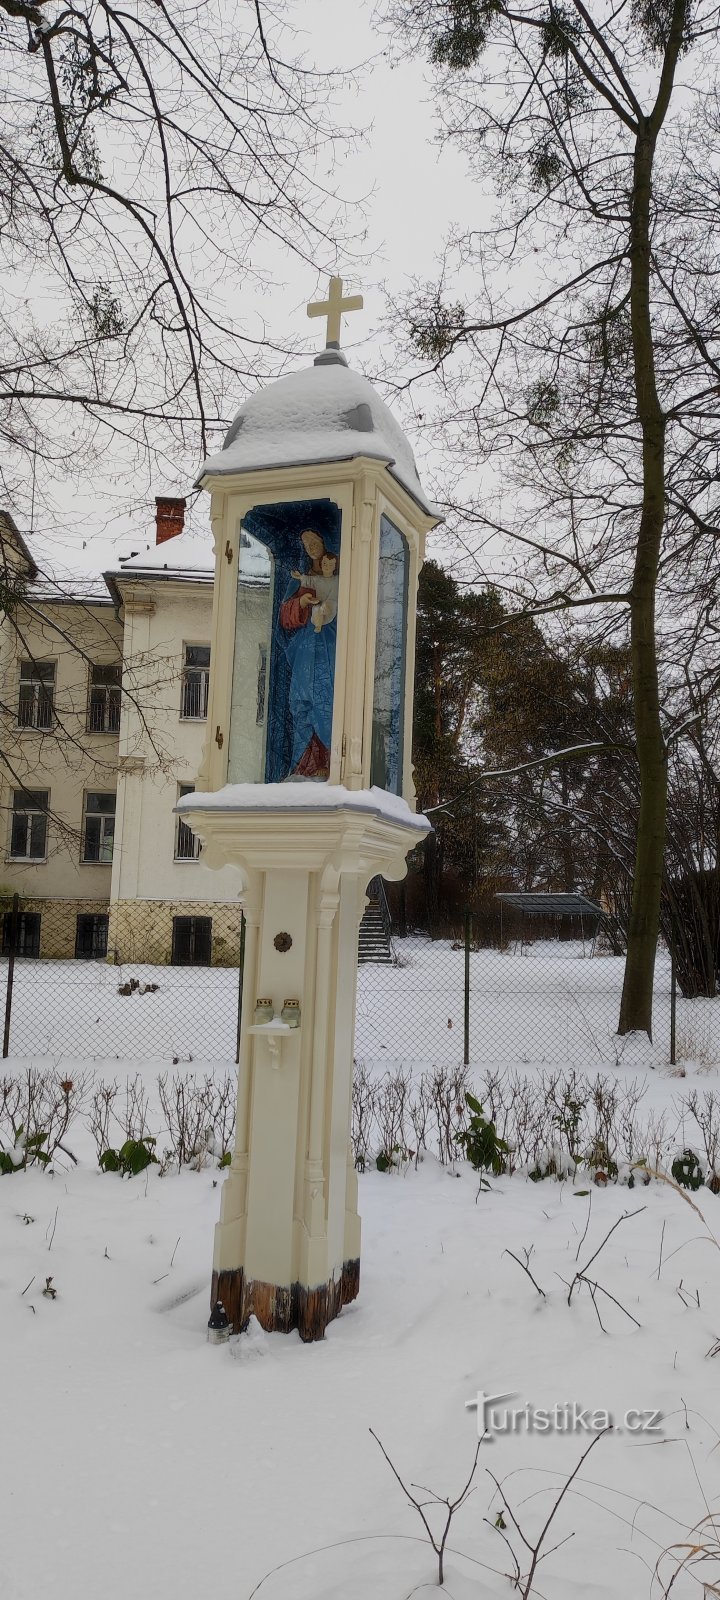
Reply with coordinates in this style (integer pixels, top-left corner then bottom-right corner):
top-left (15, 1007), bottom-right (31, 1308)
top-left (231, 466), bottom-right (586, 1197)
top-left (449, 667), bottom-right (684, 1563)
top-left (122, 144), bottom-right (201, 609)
top-left (247, 1017), bottom-right (299, 1065)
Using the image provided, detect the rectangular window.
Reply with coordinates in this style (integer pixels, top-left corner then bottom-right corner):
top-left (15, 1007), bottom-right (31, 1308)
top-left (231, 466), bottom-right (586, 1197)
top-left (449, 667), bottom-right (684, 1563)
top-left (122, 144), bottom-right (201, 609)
top-left (17, 660), bottom-right (55, 729)
top-left (88, 663), bottom-right (121, 733)
top-left (75, 913), bottom-right (109, 960)
top-left (2, 911), bottom-right (41, 958)
top-left (10, 790), bottom-right (49, 860)
top-left (171, 915), bottom-right (212, 966)
top-left (175, 785), bottom-right (200, 861)
top-left (82, 792), bottom-right (116, 864)
top-left (180, 644), bottom-right (210, 720)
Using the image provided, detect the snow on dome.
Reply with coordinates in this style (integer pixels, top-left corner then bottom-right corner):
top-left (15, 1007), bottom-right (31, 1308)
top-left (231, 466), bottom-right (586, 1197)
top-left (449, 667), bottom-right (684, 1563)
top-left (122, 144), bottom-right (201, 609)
top-left (198, 356), bottom-right (434, 515)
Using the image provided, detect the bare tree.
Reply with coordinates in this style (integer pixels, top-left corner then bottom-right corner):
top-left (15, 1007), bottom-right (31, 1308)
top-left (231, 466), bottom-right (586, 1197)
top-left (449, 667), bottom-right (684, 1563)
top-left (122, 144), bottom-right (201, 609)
top-left (385, 0), bottom-right (720, 1036)
top-left (0, 0), bottom-right (356, 523)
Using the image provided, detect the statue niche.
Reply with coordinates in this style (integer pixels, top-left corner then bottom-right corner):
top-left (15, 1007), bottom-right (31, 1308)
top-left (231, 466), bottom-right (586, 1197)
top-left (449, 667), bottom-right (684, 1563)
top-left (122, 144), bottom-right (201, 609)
top-left (228, 498), bottom-right (341, 785)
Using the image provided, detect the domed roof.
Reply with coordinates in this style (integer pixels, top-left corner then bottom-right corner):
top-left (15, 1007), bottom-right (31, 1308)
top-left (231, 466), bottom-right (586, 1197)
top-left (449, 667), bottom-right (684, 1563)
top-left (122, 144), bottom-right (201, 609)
top-left (197, 353), bottom-right (433, 515)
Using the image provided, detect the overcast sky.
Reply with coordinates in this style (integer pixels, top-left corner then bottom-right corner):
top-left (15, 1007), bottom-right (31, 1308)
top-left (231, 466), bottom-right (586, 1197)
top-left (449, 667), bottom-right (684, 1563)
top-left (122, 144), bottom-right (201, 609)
top-left (30, 0), bottom-right (472, 581)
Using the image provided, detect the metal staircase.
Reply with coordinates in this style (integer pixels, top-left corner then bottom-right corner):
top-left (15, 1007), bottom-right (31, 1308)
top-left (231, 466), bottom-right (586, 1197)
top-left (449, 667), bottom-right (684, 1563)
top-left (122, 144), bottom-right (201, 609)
top-left (358, 877), bottom-right (396, 965)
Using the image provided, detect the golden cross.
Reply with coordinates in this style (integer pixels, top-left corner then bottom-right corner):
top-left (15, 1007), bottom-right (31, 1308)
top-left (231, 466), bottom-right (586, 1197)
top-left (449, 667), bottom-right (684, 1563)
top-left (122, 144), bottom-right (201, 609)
top-left (307, 275), bottom-right (363, 349)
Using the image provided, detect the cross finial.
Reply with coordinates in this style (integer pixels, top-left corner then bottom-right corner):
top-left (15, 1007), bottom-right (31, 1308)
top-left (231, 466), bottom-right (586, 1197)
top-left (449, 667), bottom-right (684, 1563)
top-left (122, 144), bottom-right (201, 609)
top-left (307, 275), bottom-right (363, 350)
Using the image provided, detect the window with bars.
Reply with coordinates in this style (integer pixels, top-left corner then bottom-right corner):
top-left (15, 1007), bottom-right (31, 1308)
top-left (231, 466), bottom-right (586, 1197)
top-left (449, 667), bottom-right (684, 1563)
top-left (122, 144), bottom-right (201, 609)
top-left (175, 785), bottom-right (200, 860)
top-left (10, 790), bottom-right (49, 860)
top-left (2, 911), bottom-right (41, 958)
top-left (88, 663), bottom-right (121, 733)
top-left (75, 913), bottom-right (109, 959)
top-left (171, 915), bottom-right (212, 966)
top-left (82, 793), bottom-right (116, 863)
top-left (17, 661), bottom-right (55, 729)
top-left (180, 644), bottom-right (210, 720)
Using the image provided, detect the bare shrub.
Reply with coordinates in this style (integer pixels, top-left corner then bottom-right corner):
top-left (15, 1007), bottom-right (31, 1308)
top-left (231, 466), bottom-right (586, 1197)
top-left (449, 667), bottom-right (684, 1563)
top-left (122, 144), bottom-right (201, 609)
top-left (158, 1072), bottom-right (227, 1168)
top-left (686, 1089), bottom-right (720, 1181)
top-left (352, 1060), bottom-right (377, 1172)
top-left (86, 1079), bottom-right (120, 1161)
top-left (375, 1067), bottom-right (412, 1168)
top-left (121, 1074), bottom-right (152, 1143)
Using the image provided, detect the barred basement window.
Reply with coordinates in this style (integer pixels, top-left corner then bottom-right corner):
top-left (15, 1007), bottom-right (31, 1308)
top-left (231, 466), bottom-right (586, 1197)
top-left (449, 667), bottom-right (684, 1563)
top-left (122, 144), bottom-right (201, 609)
top-left (75, 913), bottom-right (109, 959)
top-left (2, 910), bottom-right (41, 958)
top-left (88, 663), bottom-right (121, 733)
top-left (171, 915), bottom-right (212, 966)
top-left (175, 785), bottom-right (201, 860)
top-left (10, 790), bottom-right (49, 860)
top-left (82, 793), bottom-right (116, 863)
top-left (18, 661), bottom-right (55, 729)
top-left (180, 644), bottom-right (210, 720)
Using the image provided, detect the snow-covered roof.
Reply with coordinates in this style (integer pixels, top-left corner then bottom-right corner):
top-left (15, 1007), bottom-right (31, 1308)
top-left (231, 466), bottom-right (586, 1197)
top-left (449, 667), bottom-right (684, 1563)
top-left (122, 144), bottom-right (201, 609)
top-left (177, 781), bottom-right (430, 834)
top-left (109, 529), bottom-right (214, 581)
top-left (197, 354), bottom-right (435, 516)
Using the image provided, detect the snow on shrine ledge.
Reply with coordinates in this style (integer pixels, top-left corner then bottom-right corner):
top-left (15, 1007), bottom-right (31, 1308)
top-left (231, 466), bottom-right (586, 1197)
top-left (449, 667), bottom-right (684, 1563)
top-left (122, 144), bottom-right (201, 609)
top-left (176, 782), bottom-right (430, 834)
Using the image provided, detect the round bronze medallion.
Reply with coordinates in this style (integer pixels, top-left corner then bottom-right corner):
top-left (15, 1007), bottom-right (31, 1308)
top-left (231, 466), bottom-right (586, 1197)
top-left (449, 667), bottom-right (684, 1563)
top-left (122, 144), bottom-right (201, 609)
top-left (274, 931), bottom-right (293, 953)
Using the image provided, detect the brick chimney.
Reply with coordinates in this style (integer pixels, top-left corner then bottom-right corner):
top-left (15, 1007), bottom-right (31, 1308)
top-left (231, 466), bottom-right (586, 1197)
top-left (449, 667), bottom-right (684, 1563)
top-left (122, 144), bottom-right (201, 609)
top-left (155, 496), bottom-right (186, 545)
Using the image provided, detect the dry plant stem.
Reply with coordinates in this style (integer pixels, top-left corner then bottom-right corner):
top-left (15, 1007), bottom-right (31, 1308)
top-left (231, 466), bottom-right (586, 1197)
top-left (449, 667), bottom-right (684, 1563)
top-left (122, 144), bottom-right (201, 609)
top-left (369, 1427), bottom-right (482, 1587)
top-left (567, 1208), bottom-right (646, 1305)
top-left (487, 1428), bottom-right (610, 1598)
top-left (504, 1248), bottom-right (546, 1298)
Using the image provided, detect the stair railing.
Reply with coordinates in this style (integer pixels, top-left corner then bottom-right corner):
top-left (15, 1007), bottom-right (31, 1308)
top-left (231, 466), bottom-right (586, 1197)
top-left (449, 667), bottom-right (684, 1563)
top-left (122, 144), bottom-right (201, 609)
top-left (367, 875), bottom-right (398, 966)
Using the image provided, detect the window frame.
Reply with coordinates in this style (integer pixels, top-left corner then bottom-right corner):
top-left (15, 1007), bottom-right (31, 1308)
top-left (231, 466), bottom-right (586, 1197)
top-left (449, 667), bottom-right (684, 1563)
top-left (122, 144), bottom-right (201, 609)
top-left (9, 790), bottom-right (49, 861)
top-left (17, 660), bottom-right (56, 730)
top-left (174, 784), bottom-right (201, 861)
top-left (81, 791), bottom-right (116, 865)
top-left (87, 662), bottom-right (121, 734)
top-left (180, 643), bottom-right (210, 721)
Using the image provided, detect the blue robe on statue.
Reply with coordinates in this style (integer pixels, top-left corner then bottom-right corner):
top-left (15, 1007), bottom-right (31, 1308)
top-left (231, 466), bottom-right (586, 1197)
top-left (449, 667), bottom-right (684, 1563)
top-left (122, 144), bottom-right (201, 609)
top-left (278, 577), bottom-right (336, 775)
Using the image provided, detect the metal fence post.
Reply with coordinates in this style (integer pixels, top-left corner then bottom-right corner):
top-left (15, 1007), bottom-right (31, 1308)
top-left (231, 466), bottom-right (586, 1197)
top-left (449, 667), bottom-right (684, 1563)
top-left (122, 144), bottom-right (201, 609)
top-left (670, 928), bottom-right (677, 1068)
top-left (235, 910), bottom-right (246, 1066)
top-left (3, 892), bottom-right (19, 1059)
top-left (464, 905), bottom-right (471, 1067)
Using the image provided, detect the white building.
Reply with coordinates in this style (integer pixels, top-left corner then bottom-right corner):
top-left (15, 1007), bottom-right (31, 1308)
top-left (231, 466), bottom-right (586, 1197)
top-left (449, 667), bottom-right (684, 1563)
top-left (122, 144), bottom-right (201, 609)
top-left (0, 501), bottom-right (247, 965)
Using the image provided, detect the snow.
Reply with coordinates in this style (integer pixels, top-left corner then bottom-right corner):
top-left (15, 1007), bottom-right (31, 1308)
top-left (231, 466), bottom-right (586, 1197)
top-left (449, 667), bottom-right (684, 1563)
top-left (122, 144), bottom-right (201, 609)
top-left (178, 782), bottom-right (431, 835)
top-left (4, 942), bottom-right (720, 1598)
top-left (198, 359), bottom-right (435, 516)
top-left (111, 528), bottom-right (214, 578)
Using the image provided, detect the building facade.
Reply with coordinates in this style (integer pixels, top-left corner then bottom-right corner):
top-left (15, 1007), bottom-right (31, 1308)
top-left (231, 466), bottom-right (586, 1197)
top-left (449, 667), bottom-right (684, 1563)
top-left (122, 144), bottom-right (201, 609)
top-left (0, 503), bottom-right (244, 966)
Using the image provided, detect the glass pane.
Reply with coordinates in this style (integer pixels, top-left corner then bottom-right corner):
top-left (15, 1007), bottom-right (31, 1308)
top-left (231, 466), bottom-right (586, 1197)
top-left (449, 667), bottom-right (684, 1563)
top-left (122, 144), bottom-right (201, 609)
top-left (228, 499), bottom-right (342, 783)
top-left (84, 816), bottom-right (101, 860)
top-left (10, 813), bottom-right (27, 856)
top-left (91, 663), bottom-right (121, 686)
top-left (29, 812), bottom-right (47, 857)
top-left (17, 684), bottom-right (35, 724)
top-left (20, 660), bottom-right (54, 683)
top-left (86, 793), bottom-right (116, 814)
top-left (184, 645), bottom-right (210, 669)
top-left (371, 516), bottom-right (409, 795)
top-left (99, 819), bottom-right (114, 863)
top-left (14, 789), bottom-right (48, 811)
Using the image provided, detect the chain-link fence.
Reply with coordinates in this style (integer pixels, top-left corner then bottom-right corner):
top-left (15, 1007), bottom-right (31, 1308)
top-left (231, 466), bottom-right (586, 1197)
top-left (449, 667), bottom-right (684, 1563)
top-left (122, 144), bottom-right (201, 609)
top-left (1, 895), bottom-right (243, 1063)
top-left (355, 916), bottom-right (720, 1075)
top-left (4, 889), bottom-right (719, 1077)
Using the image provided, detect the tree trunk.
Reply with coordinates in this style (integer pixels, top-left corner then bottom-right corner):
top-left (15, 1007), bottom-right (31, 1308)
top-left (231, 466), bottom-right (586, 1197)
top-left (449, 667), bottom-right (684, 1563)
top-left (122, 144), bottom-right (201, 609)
top-left (618, 125), bottom-right (668, 1038)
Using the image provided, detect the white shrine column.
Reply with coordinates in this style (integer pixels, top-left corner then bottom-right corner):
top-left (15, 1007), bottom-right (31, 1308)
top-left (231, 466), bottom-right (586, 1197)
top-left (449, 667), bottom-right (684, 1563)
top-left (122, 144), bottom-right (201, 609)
top-left (179, 292), bottom-right (439, 1339)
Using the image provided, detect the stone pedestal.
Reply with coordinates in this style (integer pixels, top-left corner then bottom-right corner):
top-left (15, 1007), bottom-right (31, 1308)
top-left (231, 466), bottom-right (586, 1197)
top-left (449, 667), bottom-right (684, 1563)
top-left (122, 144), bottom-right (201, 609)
top-left (183, 786), bottom-right (428, 1340)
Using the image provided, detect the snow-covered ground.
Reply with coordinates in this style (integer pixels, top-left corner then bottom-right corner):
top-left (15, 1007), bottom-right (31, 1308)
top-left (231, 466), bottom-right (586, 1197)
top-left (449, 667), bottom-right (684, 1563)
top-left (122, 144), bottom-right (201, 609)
top-left (3, 943), bottom-right (720, 1598)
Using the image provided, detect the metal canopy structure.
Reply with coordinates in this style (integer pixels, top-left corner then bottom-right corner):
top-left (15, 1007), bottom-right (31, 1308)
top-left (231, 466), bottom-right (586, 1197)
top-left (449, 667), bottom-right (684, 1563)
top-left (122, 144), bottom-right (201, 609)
top-left (496, 892), bottom-right (603, 918)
